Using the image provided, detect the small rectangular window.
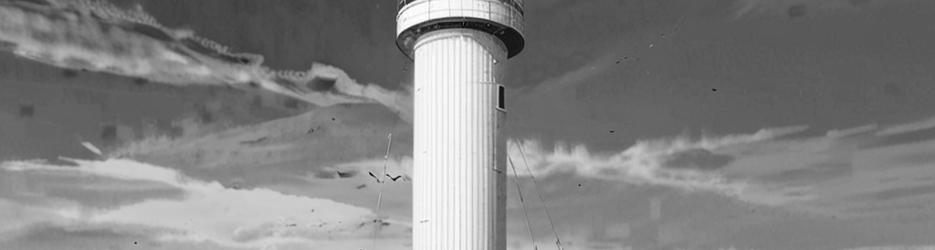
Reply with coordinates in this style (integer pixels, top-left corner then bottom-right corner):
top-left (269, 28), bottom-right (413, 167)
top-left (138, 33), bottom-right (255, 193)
top-left (497, 85), bottom-right (506, 110)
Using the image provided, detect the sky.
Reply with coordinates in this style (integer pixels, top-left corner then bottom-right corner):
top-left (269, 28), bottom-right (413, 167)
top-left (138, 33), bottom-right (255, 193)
top-left (2, 0), bottom-right (935, 249)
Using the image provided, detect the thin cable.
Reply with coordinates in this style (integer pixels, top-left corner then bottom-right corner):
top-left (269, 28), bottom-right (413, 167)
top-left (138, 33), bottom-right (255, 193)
top-left (369, 93), bottom-right (402, 250)
top-left (369, 133), bottom-right (393, 250)
top-left (508, 155), bottom-right (537, 250)
top-left (376, 89), bottom-right (403, 209)
top-left (376, 133), bottom-right (393, 209)
top-left (515, 140), bottom-right (563, 250)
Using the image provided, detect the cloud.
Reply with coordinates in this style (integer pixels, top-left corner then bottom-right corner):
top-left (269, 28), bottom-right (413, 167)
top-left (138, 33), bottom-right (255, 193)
top-left (863, 125), bottom-right (935, 150)
top-left (0, 198), bottom-right (71, 239)
top-left (756, 161), bottom-right (853, 184)
top-left (0, 158), bottom-right (410, 249)
top-left (0, 0), bottom-right (411, 120)
top-left (505, 115), bottom-right (935, 217)
top-left (876, 116), bottom-right (935, 136)
top-left (861, 184), bottom-right (935, 202)
top-left (660, 148), bottom-right (734, 171)
top-left (105, 103), bottom-right (410, 190)
top-left (826, 124), bottom-right (879, 138)
top-left (0, 225), bottom-right (249, 250)
top-left (506, 126), bottom-right (808, 197)
top-left (7, 117), bottom-right (935, 250)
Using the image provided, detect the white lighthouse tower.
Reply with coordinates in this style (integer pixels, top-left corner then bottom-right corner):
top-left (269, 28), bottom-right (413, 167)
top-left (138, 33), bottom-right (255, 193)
top-left (396, 0), bottom-right (525, 249)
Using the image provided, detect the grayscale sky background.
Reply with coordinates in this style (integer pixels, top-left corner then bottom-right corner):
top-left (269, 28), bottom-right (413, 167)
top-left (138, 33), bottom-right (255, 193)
top-left (2, 0), bottom-right (935, 249)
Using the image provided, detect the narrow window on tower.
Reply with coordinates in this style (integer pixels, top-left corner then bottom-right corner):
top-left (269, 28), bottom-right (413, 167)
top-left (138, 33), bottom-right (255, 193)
top-left (497, 85), bottom-right (506, 111)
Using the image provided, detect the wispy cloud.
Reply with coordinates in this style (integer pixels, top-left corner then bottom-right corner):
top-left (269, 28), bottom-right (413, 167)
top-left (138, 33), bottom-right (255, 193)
top-left (876, 116), bottom-right (935, 136)
top-left (506, 126), bottom-right (808, 197)
top-left (7, 116), bottom-right (935, 250)
top-left (0, 0), bottom-right (411, 120)
top-left (0, 158), bottom-right (410, 249)
top-left (505, 115), bottom-right (935, 215)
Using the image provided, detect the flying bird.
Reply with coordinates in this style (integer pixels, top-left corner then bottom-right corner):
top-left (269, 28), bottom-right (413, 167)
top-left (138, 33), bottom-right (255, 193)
top-left (368, 171), bottom-right (381, 183)
top-left (386, 174), bottom-right (403, 182)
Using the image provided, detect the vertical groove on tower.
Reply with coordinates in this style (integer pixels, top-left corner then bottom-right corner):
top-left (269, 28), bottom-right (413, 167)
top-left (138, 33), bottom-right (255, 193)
top-left (413, 29), bottom-right (506, 250)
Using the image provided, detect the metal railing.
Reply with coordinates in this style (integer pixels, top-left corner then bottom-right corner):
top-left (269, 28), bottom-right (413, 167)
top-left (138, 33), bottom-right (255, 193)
top-left (398, 0), bottom-right (524, 15)
top-left (397, 0), bottom-right (525, 33)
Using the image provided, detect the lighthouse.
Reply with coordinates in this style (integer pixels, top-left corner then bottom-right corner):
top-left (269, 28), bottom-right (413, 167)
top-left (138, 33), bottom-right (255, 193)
top-left (395, 0), bottom-right (526, 249)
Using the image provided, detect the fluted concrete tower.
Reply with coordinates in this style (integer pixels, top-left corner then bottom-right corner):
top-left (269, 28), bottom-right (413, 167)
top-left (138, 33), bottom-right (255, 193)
top-left (396, 0), bottom-right (525, 249)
